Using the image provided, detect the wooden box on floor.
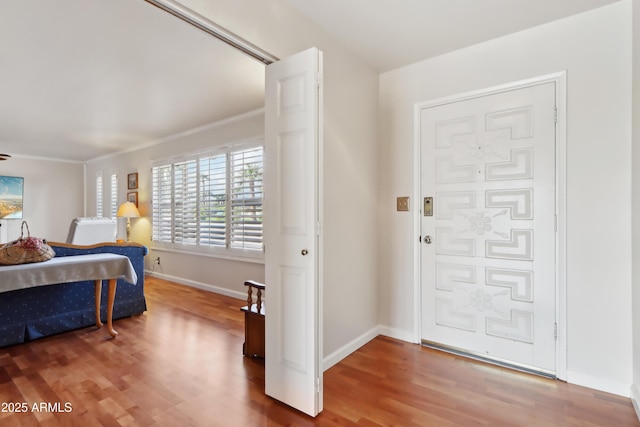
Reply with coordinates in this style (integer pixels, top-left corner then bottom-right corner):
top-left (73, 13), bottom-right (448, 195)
top-left (241, 280), bottom-right (265, 358)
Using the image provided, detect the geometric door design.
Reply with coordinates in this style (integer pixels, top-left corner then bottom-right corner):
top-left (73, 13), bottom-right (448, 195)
top-left (420, 82), bottom-right (557, 373)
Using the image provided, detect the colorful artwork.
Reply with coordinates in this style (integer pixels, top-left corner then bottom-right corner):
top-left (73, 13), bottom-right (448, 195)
top-left (0, 176), bottom-right (23, 219)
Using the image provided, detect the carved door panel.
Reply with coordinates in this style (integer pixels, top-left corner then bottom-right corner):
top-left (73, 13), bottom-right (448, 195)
top-left (420, 82), bottom-right (557, 373)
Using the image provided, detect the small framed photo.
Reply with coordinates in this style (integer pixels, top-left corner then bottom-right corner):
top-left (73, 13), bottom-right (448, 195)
top-left (127, 172), bottom-right (138, 190)
top-left (127, 192), bottom-right (138, 207)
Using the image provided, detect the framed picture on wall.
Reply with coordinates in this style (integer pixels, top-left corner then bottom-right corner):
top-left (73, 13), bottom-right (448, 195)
top-left (127, 173), bottom-right (138, 190)
top-left (127, 192), bottom-right (138, 207)
top-left (0, 176), bottom-right (23, 219)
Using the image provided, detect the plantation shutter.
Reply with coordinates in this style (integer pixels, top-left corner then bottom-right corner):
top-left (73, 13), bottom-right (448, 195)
top-left (110, 173), bottom-right (118, 219)
top-left (199, 153), bottom-right (227, 246)
top-left (151, 142), bottom-right (263, 256)
top-left (152, 164), bottom-right (173, 243)
top-left (96, 172), bottom-right (103, 217)
top-left (174, 159), bottom-right (198, 244)
top-left (230, 147), bottom-right (263, 250)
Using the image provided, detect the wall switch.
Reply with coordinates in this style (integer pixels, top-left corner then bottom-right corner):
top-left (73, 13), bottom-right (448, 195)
top-left (396, 196), bottom-right (410, 211)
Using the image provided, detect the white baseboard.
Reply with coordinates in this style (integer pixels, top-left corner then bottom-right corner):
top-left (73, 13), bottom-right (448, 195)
top-left (143, 274), bottom-right (396, 374)
top-left (374, 324), bottom-right (635, 400)
top-left (321, 325), bottom-right (420, 372)
top-left (378, 325), bottom-right (416, 343)
top-left (322, 326), bottom-right (380, 372)
top-left (145, 270), bottom-right (245, 301)
top-left (631, 384), bottom-right (640, 422)
top-left (372, 324), bottom-right (636, 401)
top-left (566, 370), bottom-right (631, 397)
top-left (133, 285), bottom-right (639, 410)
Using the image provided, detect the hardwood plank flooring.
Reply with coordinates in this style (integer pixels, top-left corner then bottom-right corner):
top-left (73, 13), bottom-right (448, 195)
top-left (0, 276), bottom-right (637, 426)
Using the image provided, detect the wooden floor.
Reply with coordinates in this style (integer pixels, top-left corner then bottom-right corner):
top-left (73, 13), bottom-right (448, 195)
top-left (0, 276), bottom-right (638, 426)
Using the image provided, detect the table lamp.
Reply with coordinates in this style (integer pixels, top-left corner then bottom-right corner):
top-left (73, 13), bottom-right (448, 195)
top-left (116, 201), bottom-right (140, 242)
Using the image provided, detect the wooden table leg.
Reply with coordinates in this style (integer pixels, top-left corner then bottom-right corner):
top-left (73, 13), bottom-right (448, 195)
top-left (94, 280), bottom-right (103, 328)
top-left (106, 278), bottom-right (118, 337)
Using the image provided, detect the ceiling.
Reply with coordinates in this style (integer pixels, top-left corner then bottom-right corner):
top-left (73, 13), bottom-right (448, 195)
top-left (0, 0), bottom-right (622, 163)
top-left (282, 0), bottom-right (621, 72)
top-left (0, 0), bottom-right (265, 163)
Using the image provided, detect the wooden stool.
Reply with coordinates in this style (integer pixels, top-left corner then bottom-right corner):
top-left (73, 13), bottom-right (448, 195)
top-left (241, 280), bottom-right (265, 358)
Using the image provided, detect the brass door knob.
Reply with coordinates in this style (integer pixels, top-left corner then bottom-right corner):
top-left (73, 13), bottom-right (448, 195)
top-left (301, 249), bottom-right (309, 256)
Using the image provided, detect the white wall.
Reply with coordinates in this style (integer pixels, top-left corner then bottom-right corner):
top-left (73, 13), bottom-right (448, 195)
top-left (85, 110), bottom-right (266, 299)
top-left (0, 157), bottom-right (83, 243)
top-left (631, 0), bottom-right (640, 415)
top-left (379, 1), bottom-right (633, 396)
top-left (176, 0), bottom-right (380, 361)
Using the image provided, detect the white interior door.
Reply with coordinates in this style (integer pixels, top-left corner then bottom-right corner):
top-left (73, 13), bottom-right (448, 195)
top-left (264, 47), bottom-right (323, 416)
top-left (419, 82), bottom-right (557, 374)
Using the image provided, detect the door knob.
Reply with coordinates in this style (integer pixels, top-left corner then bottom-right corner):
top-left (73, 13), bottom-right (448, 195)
top-left (424, 235), bottom-right (433, 244)
top-left (301, 249), bottom-right (308, 256)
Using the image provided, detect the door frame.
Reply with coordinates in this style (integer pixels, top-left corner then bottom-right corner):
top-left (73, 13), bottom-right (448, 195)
top-left (411, 72), bottom-right (567, 379)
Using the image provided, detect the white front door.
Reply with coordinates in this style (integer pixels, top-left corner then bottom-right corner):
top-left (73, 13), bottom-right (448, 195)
top-left (419, 82), bottom-right (557, 373)
top-left (264, 47), bottom-right (323, 416)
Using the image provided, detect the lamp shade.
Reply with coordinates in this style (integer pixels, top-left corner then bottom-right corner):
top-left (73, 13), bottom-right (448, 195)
top-left (117, 201), bottom-right (140, 218)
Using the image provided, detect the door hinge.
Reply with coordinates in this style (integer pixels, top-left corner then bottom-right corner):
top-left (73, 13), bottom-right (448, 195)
top-left (316, 377), bottom-right (321, 393)
top-left (554, 214), bottom-right (558, 232)
top-left (316, 73), bottom-right (321, 89)
top-left (554, 322), bottom-right (558, 340)
top-left (554, 106), bottom-right (558, 124)
top-left (316, 221), bottom-right (322, 236)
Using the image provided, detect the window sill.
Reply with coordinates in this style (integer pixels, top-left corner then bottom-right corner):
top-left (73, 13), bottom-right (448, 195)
top-left (150, 245), bottom-right (265, 265)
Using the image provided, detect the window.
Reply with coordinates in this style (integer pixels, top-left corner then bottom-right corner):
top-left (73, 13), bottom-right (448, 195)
top-left (96, 171), bottom-right (103, 217)
top-left (110, 172), bottom-right (118, 219)
top-left (151, 143), bottom-right (263, 259)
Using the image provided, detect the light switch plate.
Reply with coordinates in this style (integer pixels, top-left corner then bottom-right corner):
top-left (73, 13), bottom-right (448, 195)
top-left (396, 196), bottom-right (410, 211)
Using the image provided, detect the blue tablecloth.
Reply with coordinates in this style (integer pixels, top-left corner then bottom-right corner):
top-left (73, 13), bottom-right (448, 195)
top-left (0, 253), bottom-right (137, 292)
